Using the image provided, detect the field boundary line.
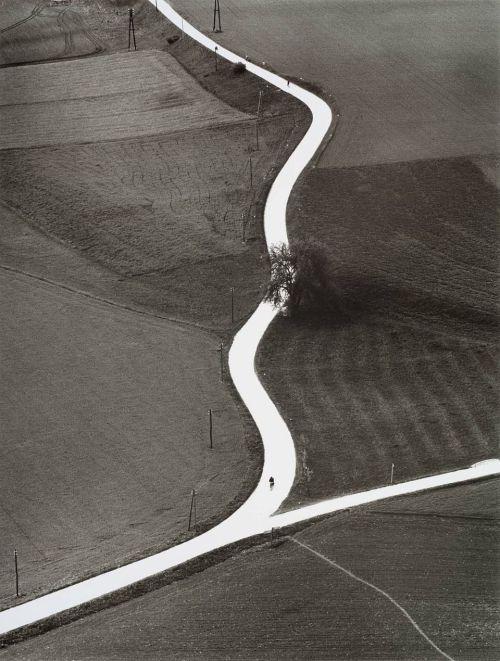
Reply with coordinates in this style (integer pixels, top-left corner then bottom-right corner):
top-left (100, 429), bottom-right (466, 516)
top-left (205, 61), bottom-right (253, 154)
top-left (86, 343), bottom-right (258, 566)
top-left (2, 0), bottom-right (499, 642)
top-left (288, 536), bottom-right (456, 661)
top-left (0, 263), bottom-right (225, 337)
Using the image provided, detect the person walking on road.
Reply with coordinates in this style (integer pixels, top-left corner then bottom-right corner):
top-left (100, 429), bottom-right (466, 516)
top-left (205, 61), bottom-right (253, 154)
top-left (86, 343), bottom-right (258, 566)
top-left (269, 476), bottom-right (275, 489)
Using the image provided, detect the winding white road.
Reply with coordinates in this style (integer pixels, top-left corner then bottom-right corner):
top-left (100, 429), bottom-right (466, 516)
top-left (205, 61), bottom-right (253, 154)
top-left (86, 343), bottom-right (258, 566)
top-left (0, 0), bottom-right (499, 637)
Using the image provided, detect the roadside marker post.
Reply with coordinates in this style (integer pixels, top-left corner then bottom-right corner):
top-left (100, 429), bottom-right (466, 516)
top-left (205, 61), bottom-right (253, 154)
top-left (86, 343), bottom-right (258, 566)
top-left (209, 408), bottom-right (213, 449)
top-left (188, 489), bottom-right (197, 531)
top-left (390, 463), bottom-right (394, 484)
top-left (128, 8), bottom-right (137, 51)
top-left (216, 342), bottom-right (224, 380)
top-left (212, 0), bottom-right (222, 33)
top-left (214, 45), bottom-right (218, 71)
top-left (14, 549), bottom-right (19, 598)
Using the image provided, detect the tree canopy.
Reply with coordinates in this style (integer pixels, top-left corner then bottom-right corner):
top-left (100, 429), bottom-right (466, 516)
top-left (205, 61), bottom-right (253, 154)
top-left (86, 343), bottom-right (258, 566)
top-left (265, 239), bottom-right (340, 317)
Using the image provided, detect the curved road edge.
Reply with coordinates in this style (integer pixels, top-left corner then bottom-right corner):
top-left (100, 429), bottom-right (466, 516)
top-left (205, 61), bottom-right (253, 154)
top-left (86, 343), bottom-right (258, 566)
top-left (1, 0), bottom-right (499, 638)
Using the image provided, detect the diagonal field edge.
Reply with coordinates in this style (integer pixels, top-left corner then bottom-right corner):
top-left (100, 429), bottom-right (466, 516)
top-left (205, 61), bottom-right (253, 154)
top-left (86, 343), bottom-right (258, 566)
top-left (289, 537), bottom-right (455, 661)
top-left (1, 0), bottom-right (499, 638)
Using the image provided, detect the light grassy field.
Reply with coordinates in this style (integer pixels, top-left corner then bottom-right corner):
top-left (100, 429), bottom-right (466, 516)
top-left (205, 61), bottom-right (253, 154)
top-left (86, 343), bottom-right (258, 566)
top-left (0, 50), bottom-right (249, 149)
top-left (0, 266), bottom-right (252, 610)
top-left (2, 479), bottom-right (497, 659)
top-left (0, 0), bottom-right (308, 613)
top-left (171, 0), bottom-right (498, 168)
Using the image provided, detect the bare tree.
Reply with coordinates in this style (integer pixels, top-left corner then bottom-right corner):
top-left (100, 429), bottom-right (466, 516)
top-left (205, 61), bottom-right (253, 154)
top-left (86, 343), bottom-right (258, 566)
top-left (265, 239), bottom-right (340, 317)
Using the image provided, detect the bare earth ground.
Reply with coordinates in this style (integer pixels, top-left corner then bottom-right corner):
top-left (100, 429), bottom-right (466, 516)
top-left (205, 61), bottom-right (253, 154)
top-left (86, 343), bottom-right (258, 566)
top-left (0, 1), bottom-right (308, 611)
top-left (259, 157), bottom-right (499, 505)
top-left (2, 479), bottom-right (497, 660)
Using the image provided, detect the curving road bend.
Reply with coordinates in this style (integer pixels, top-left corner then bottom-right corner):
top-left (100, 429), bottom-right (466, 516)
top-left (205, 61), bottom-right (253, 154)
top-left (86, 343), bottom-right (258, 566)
top-left (0, 0), bottom-right (499, 638)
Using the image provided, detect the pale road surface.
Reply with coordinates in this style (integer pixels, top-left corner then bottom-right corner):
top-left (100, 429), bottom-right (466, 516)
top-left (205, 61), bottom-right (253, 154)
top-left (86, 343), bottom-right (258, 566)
top-left (170, 0), bottom-right (498, 168)
top-left (1, 0), bottom-right (499, 637)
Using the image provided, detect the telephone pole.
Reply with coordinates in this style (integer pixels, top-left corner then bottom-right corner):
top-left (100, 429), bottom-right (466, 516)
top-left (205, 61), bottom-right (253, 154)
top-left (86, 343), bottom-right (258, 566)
top-left (188, 489), bottom-right (197, 531)
top-left (14, 549), bottom-right (19, 598)
top-left (128, 8), bottom-right (137, 51)
top-left (213, 0), bottom-right (222, 33)
top-left (216, 342), bottom-right (224, 380)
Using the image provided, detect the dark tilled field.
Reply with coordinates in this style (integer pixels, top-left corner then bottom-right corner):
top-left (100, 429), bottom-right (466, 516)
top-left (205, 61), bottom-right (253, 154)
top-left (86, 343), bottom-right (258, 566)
top-left (259, 158), bottom-right (498, 506)
top-left (2, 479), bottom-right (497, 660)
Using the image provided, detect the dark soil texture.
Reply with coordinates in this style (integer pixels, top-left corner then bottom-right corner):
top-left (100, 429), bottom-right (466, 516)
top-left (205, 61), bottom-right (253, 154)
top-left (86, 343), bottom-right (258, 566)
top-left (258, 157), bottom-right (499, 507)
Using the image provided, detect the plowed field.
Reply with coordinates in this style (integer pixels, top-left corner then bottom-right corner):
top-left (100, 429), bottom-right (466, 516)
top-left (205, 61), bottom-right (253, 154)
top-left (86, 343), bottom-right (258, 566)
top-left (3, 479), bottom-right (497, 659)
top-left (259, 158), bottom-right (498, 506)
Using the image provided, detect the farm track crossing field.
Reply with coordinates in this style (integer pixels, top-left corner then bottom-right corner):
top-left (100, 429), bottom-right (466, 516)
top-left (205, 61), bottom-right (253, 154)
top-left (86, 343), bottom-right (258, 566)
top-left (0, 0), bottom-right (101, 66)
top-left (2, 479), bottom-right (497, 660)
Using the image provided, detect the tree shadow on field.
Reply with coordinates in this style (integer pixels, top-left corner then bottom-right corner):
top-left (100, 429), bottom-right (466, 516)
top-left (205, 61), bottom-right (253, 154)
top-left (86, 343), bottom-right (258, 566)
top-left (330, 272), bottom-right (499, 340)
top-left (286, 269), bottom-right (499, 342)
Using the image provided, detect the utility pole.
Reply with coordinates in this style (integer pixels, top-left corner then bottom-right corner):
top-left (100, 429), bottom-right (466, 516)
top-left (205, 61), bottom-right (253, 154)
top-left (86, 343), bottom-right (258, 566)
top-left (230, 286), bottom-right (234, 323)
top-left (188, 489), bottom-right (197, 531)
top-left (213, 0), bottom-right (222, 33)
top-left (249, 156), bottom-right (253, 189)
top-left (255, 117), bottom-right (260, 151)
top-left (257, 90), bottom-right (263, 117)
top-left (128, 8), bottom-right (137, 51)
top-left (390, 463), bottom-right (394, 484)
top-left (14, 549), bottom-right (19, 598)
top-left (209, 408), bottom-right (213, 449)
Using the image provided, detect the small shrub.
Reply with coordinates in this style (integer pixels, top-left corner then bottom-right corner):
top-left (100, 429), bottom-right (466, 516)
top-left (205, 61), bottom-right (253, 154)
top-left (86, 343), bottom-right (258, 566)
top-left (167, 35), bottom-right (180, 45)
top-left (232, 61), bottom-right (246, 75)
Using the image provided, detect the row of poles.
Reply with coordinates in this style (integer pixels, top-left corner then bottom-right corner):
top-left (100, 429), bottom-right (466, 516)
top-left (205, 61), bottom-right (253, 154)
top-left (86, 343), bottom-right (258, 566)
top-left (10, 461), bottom-right (397, 596)
top-left (8, 0), bottom-right (395, 603)
top-left (129, 1), bottom-right (223, 51)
